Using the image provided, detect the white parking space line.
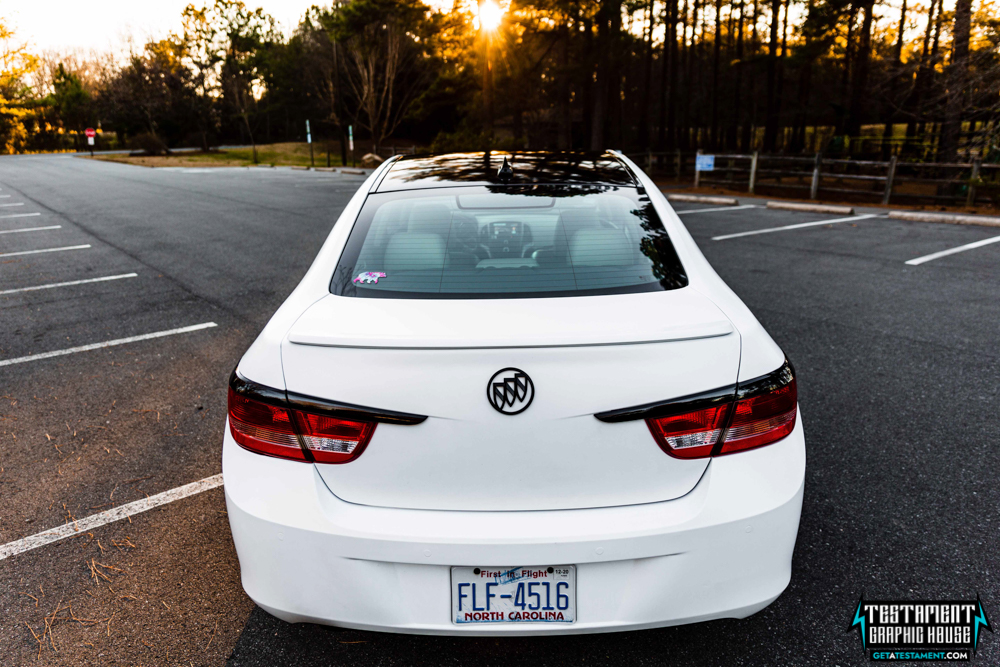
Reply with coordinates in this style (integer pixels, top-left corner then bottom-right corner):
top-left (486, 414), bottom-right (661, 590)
top-left (0, 202), bottom-right (25, 207)
top-left (676, 204), bottom-right (758, 216)
top-left (0, 244), bottom-right (90, 258)
top-left (0, 273), bottom-right (138, 295)
top-left (0, 225), bottom-right (61, 235)
top-left (0, 212), bottom-right (40, 219)
top-left (0, 474), bottom-right (224, 561)
top-left (712, 213), bottom-right (881, 241)
top-left (0, 322), bottom-right (217, 367)
top-left (0, 194), bottom-right (10, 198)
top-left (904, 234), bottom-right (1000, 266)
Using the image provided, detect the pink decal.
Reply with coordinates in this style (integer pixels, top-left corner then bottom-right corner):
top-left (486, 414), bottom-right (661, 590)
top-left (353, 271), bottom-right (387, 284)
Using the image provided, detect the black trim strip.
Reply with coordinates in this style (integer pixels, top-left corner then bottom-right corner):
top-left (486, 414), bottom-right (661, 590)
top-left (592, 358), bottom-right (794, 424)
top-left (229, 370), bottom-right (427, 426)
top-left (594, 384), bottom-right (736, 423)
top-left (735, 359), bottom-right (795, 401)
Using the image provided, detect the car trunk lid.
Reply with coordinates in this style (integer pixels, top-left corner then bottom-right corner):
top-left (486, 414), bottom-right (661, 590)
top-left (281, 289), bottom-right (739, 511)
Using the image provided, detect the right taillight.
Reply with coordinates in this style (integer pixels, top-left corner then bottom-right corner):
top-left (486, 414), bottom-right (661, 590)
top-left (645, 360), bottom-right (797, 459)
top-left (718, 373), bottom-right (797, 456)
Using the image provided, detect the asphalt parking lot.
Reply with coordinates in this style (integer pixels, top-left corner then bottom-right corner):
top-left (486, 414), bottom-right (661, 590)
top-left (1, 155), bottom-right (998, 666)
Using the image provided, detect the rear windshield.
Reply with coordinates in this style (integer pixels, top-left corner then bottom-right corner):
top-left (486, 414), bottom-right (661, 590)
top-left (331, 186), bottom-right (688, 299)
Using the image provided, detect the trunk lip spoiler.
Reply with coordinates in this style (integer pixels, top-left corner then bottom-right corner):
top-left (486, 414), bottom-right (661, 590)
top-left (594, 359), bottom-right (793, 423)
top-left (230, 369), bottom-right (428, 426)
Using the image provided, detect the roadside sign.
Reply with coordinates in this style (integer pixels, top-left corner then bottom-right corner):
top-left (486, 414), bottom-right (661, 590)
top-left (306, 119), bottom-right (312, 144)
top-left (348, 125), bottom-right (354, 152)
top-left (695, 154), bottom-right (715, 172)
top-left (85, 128), bottom-right (96, 138)
top-left (87, 136), bottom-right (94, 146)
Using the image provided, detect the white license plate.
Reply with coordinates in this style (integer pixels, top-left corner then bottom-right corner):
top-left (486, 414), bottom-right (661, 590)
top-left (451, 566), bottom-right (576, 624)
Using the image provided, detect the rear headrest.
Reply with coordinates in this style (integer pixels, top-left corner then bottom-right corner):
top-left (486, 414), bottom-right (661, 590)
top-left (408, 204), bottom-right (452, 236)
top-left (384, 233), bottom-right (446, 271)
top-left (568, 229), bottom-right (635, 267)
top-left (557, 208), bottom-right (601, 232)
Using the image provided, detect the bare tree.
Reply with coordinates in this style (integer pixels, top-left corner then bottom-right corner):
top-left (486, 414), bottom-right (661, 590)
top-left (939, 0), bottom-right (972, 160)
top-left (330, 0), bottom-right (433, 155)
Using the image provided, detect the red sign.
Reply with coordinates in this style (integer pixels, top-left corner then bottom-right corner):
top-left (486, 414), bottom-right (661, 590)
top-left (85, 128), bottom-right (96, 138)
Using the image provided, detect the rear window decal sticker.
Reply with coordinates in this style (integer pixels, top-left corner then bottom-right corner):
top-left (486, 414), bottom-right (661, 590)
top-left (353, 271), bottom-right (387, 284)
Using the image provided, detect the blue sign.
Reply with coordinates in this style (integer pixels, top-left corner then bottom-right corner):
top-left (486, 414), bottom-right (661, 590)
top-left (695, 154), bottom-right (715, 172)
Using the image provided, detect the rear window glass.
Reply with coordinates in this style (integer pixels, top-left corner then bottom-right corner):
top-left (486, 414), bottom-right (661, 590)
top-left (331, 186), bottom-right (687, 299)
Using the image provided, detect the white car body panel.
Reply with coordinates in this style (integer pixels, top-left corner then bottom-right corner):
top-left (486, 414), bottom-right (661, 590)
top-left (224, 414), bottom-right (804, 635)
top-left (225, 153), bottom-right (804, 635)
top-left (282, 329), bottom-right (737, 511)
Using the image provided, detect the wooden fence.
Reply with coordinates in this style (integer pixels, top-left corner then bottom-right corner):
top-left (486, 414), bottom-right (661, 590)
top-left (625, 150), bottom-right (1000, 207)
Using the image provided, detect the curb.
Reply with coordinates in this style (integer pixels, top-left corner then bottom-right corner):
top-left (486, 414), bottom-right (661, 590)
top-left (888, 210), bottom-right (1000, 228)
top-left (766, 201), bottom-right (854, 215)
top-left (313, 167), bottom-right (337, 172)
top-left (340, 168), bottom-right (367, 175)
top-left (667, 194), bottom-right (739, 206)
top-left (290, 166), bottom-right (311, 171)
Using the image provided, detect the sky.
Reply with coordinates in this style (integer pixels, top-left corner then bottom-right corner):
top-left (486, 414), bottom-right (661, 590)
top-left (4, 0), bottom-right (322, 54)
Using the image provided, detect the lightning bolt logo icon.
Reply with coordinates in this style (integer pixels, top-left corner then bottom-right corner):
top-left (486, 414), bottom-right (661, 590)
top-left (973, 594), bottom-right (992, 655)
top-left (849, 595), bottom-right (867, 649)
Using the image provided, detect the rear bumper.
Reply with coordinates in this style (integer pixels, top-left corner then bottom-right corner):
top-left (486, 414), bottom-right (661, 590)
top-left (223, 414), bottom-right (805, 636)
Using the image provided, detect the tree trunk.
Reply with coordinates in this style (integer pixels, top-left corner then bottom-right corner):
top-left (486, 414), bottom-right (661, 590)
top-left (906, 0), bottom-right (937, 140)
top-left (590, 2), bottom-right (613, 150)
top-left (657, 0), bottom-right (674, 149)
top-left (557, 22), bottom-right (571, 150)
top-left (666, 0), bottom-right (681, 149)
top-left (581, 12), bottom-right (594, 143)
top-left (742, 0), bottom-right (759, 150)
top-left (763, 0), bottom-right (782, 150)
top-left (938, 0), bottom-right (972, 161)
top-left (710, 0), bottom-right (722, 149)
top-left (775, 0), bottom-right (789, 150)
top-left (729, 0), bottom-right (745, 149)
top-left (638, 0), bottom-right (655, 148)
top-left (882, 0), bottom-right (907, 157)
top-left (483, 35), bottom-right (494, 140)
top-left (846, 0), bottom-right (874, 139)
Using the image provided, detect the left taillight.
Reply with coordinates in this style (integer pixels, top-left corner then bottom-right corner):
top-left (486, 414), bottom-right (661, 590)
top-left (645, 360), bottom-right (797, 459)
top-left (228, 386), bottom-right (376, 464)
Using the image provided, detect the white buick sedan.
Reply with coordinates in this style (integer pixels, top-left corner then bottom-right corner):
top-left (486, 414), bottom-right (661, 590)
top-left (223, 152), bottom-right (804, 635)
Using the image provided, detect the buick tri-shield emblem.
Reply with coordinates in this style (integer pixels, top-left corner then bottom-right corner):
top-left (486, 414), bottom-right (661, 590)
top-left (487, 368), bottom-right (534, 415)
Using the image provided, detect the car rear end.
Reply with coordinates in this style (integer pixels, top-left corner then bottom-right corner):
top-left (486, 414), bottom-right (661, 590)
top-left (222, 153), bottom-right (805, 635)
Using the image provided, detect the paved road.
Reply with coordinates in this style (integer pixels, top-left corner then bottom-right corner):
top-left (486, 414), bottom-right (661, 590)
top-left (1, 156), bottom-right (997, 666)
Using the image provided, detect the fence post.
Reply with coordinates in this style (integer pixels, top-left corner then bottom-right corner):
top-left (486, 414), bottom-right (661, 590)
top-left (809, 152), bottom-right (822, 200)
top-left (966, 158), bottom-right (982, 207)
top-left (882, 155), bottom-right (897, 205)
top-left (749, 151), bottom-right (759, 194)
top-left (694, 149), bottom-right (702, 188)
top-left (675, 149), bottom-right (682, 180)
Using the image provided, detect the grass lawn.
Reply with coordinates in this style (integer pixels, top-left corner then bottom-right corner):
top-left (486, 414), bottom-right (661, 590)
top-left (91, 142), bottom-right (347, 168)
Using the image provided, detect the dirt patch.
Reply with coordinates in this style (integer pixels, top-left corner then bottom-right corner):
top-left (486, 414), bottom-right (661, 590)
top-left (91, 154), bottom-right (248, 168)
top-left (2, 488), bottom-right (253, 666)
top-left (88, 142), bottom-right (343, 170)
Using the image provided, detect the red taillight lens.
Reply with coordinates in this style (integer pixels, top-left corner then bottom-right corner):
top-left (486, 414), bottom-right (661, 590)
top-left (228, 388), bottom-right (376, 464)
top-left (718, 378), bottom-right (797, 455)
top-left (228, 391), bottom-right (306, 461)
top-left (292, 411), bottom-right (376, 464)
top-left (647, 403), bottom-right (732, 459)
top-left (644, 361), bottom-right (797, 459)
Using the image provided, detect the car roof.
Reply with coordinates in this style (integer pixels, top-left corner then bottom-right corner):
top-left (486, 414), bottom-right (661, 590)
top-left (374, 151), bottom-right (637, 192)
